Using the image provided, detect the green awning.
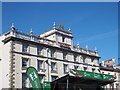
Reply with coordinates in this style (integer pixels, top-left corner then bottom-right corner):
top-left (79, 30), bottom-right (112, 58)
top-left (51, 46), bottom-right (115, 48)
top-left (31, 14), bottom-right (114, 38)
top-left (52, 74), bottom-right (115, 86)
top-left (51, 70), bottom-right (116, 90)
top-left (69, 69), bottom-right (116, 81)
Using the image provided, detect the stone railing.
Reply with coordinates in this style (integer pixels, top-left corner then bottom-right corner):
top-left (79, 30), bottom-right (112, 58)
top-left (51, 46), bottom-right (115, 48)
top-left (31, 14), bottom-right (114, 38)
top-left (5, 30), bottom-right (98, 56)
top-left (5, 30), bottom-right (58, 47)
top-left (73, 46), bottom-right (98, 56)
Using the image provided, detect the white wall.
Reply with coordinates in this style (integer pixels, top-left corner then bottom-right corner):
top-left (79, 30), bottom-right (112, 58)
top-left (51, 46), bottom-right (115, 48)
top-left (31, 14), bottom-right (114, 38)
top-left (29, 44), bottom-right (37, 55)
top-left (0, 36), bottom-right (3, 90)
top-left (57, 34), bottom-right (72, 45)
top-left (66, 37), bottom-right (71, 45)
top-left (2, 40), bottom-right (11, 88)
top-left (57, 35), bottom-right (62, 42)
top-left (14, 41), bottom-right (22, 52)
top-left (0, 32), bottom-right (101, 88)
top-left (14, 54), bottom-right (22, 88)
top-left (85, 57), bottom-right (91, 64)
top-left (67, 53), bottom-right (73, 62)
top-left (56, 50), bottom-right (63, 60)
top-left (46, 34), bottom-right (56, 41)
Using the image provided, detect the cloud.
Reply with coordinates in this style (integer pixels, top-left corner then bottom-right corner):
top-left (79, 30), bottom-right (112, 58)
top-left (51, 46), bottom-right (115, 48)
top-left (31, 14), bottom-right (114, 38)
top-left (76, 30), bottom-right (118, 44)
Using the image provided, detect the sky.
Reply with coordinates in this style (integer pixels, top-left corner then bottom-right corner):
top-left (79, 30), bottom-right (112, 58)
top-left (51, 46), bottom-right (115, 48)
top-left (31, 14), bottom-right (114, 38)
top-left (2, 2), bottom-right (118, 64)
top-left (0, 2), bottom-right (2, 35)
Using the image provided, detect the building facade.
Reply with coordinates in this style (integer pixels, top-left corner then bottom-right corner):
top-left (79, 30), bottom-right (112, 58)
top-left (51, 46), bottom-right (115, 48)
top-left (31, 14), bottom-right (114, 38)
top-left (100, 59), bottom-right (120, 90)
top-left (0, 23), bottom-right (105, 89)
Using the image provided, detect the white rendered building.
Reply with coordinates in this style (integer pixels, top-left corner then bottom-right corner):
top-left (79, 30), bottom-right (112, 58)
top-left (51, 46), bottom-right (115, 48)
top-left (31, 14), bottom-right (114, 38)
top-left (0, 23), bottom-right (100, 89)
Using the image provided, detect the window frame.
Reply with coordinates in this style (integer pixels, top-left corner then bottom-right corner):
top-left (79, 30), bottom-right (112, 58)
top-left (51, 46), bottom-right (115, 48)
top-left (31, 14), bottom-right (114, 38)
top-left (22, 73), bottom-right (27, 88)
top-left (51, 49), bottom-right (55, 58)
top-left (22, 58), bottom-right (28, 69)
top-left (22, 43), bottom-right (29, 53)
top-left (51, 62), bottom-right (57, 73)
top-left (63, 52), bottom-right (67, 60)
top-left (37, 47), bottom-right (43, 55)
top-left (74, 54), bottom-right (77, 62)
top-left (37, 60), bottom-right (44, 70)
top-left (63, 64), bottom-right (68, 74)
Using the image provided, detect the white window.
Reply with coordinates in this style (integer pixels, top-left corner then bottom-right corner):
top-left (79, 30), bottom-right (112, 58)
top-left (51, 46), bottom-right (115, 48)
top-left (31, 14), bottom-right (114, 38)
top-left (93, 59), bottom-right (99, 66)
top-left (37, 47), bottom-right (43, 55)
top-left (51, 49), bottom-right (55, 58)
top-left (22, 43), bottom-right (29, 53)
top-left (79, 65), bottom-right (83, 70)
top-left (51, 62), bottom-right (57, 73)
top-left (85, 57), bottom-right (91, 64)
top-left (80, 56), bottom-right (83, 63)
top-left (63, 52), bottom-right (67, 60)
top-left (22, 58), bottom-right (28, 69)
top-left (47, 48), bottom-right (51, 57)
top-left (22, 74), bottom-right (27, 88)
top-left (64, 64), bottom-right (68, 74)
top-left (38, 60), bottom-right (43, 70)
top-left (84, 67), bottom-right (87, 71)
top-left (74, 55), bottom-right (77, 62)
top-left (83, 56), bottom-right (86, 63)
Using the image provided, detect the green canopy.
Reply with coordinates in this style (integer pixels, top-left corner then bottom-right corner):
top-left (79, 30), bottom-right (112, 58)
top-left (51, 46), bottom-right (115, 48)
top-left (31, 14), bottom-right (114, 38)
top-left (51, 69), bottom-right (116, 90)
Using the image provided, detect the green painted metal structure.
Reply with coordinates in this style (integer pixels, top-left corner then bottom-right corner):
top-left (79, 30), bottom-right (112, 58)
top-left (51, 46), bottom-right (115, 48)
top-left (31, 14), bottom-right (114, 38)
top-left (69, 69), bottom-right (116, 80)
top-left (44, 69), bottom-right (116, 90)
